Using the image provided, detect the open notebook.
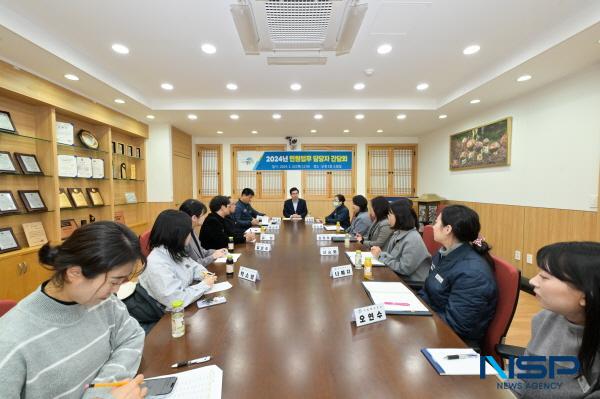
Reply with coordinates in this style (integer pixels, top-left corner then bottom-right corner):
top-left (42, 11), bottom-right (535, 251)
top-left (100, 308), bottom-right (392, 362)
top-left (362, 281), bottom-right (431, 315)
top-left (146, 365), bottom-right (223, 399)
top-left (421, 348), bottom-right (498, 376)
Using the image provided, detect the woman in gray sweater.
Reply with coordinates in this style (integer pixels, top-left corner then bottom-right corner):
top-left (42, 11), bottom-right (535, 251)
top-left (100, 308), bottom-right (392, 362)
top-left (0, 222), bottom-right (146, 399)
top-left (512, 242), bottom-right (600, 398)
top-left (356, 196), bottom-right (393, 249)
top-left (370, 200), bottom-right (431, 283)
top-left (346, 195), bottom-right (372, 236)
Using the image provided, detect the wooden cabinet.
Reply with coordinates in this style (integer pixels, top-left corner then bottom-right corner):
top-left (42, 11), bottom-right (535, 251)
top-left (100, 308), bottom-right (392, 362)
top-left (171, 127), bottom-right (192, 208)
top-left (0, 249), bottom-right (52, 300)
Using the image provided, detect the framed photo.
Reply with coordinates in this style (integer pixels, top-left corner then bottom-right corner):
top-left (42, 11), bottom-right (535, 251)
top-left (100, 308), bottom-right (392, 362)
top-left (124, 192), bottom-right (138, 204)
top-left (59, 188), bottom-right (74, 209)
top-left (120, 162), bottom-right (127, 179)
top-left (60, 219), bottom-right (78, 240)
top-left (0, 151), bottom-right (18, 174)
top-left (18, 190), bottom-right (48, 212)
top-left (0, 110), bottom-right (17, 134)
top-left (14, 153), bottom-right (43, 175)
top-left (112, 141), bottom-right (117, 154)
top-left (0, 191), bottom-right (20, 215)
top-left (117, 142), bottom-right (125, 155)
top-left (67, 187), bottom-right (89, 208)
top-left (0, 227), bottom-right (20, 254)
top-left (450, 117), bottom-right (512, 170)
top-left (78, 129), bottom-right (99, 150)
top-left (86, 187), bottom-right (104, 206)
top-left (22, 221), bottom-right (48, 247)
top-left (56, 121), bottom-right (74, 145)
top-left (135, 147), bottom-right (141, 158)
top-left (127, 145), bottom-right (133, 157)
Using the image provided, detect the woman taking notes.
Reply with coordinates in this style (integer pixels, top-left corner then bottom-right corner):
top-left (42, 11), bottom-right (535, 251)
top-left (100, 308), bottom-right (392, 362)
top-left (418, 205), bottom-right (497, 346)
top-left (513, 242), bottom-right (600, 398)
top-left (346, 195), bottom-right (372, 236)
top-left (356, 196), bottom-right (393, 249)
top-left (179, 198), bottom-right (227, 265)
top-left (370, 200), bottom-right (431, 283)
top-left (0, 222), bottom-right (147, 399)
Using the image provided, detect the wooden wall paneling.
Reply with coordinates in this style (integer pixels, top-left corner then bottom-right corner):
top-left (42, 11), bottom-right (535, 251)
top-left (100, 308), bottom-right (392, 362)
top-left (171, 127), bottom-right (192, 158)
top-left (173, 155), bottom-right (193, 208)
top-left (195, 144), bottom-right (222, 201)
top-left (148, 202), bottom-right (175, 228)
top-left (302, 144), bottom-right (357, 200)
top-left (250, 199), bottom-right (345, 221)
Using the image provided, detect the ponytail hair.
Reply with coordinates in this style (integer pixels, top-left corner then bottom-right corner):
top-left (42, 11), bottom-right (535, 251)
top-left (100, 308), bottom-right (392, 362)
top-left (440, 205), bottom-right (494, 268)
top-left (39, 221), bottom-right (144, 287)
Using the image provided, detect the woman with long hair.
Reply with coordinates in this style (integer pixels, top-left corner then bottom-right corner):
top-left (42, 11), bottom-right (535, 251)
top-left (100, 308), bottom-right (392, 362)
top-left (346, 194), bottom-right (372, 236)
top-left (356, 196), bottom-right (393, 248)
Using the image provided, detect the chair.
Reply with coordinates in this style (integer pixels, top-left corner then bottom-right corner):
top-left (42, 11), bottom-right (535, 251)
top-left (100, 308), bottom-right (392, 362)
top-left (0, 299), bottom-right (17, 317)
top-left (422, 225), bottom-right (442, 256)
top-left (481, 255), bottom-right (521, 365)
top-left (139, 230), bottom-right (151, 258)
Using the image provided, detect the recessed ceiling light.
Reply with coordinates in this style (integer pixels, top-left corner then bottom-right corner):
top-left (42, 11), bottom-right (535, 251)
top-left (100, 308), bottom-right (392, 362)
top-left (417, 83), bottom-right (429, 91)
top-left (364, 68), bottom-right (375, 76)
top-left (251, 130), bottom-right (258, 134)
top-left (343, 129), bottom-right (350, 133)
top-left (111, 43), bottom-right (129, 54)
top-left (272, 113), bottom-right (282, 120)
top-left (64, 73), bottom-right (79, 81)
top-left (355, 114), bottom-right (365, 120)
top-left (161, 83), bottom-right (174, 91)
top-left (396, 113), bottom-right (407, 120)
top-left (377, 44), bottom-right (392, 55)
top-left (314, 113), bottom-right (323, 120)
top-left (377, 129), bottom-right (383, 133)
top-left (226, 83), bottom-right (238, 91)
top-left (187, 114), bottom-right (198, 120)
top-left (470, 99), bottom-right (481, 104)
top-left (201, 43), bottom-right (217, 54)
top-left (217, 130), bottom-right (223, 134)
top-left (439, 114), bottom-right (448, 119)
top-left (230, 114), bottom-right (239, 120)
top-left (114, 99), bottom-right (125, 104)
top-left (517, 74), bottom-right (532, 82)
top-left (310, 129), bottom-right (317, 133)
top-left (353, 82), bottom-right (365, 91)
top-left (290, 83), bottom-right (302, 91)
top-left (463, 45), bottom-right (480, 55)
top-left (146, 115), bottom-right (155, 120)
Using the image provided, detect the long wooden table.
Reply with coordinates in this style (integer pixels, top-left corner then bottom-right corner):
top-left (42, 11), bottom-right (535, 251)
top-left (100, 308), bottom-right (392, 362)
top-left (140, 221), bottom-right (514, 398)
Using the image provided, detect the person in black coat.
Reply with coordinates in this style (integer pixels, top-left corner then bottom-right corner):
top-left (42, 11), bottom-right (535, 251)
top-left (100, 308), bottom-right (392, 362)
top-left (200, 196), bottom-right (255, 250)
top-left (324, 194), bottom-right (350, 229)
top-left (283, 187), bottom-right (308, 219)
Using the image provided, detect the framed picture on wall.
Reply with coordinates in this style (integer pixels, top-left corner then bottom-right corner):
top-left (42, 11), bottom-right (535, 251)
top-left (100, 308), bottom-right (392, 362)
top-left (0, 151), bottom-right (18, 174)
top-left (14, 153), bottom-right (43, 175)
top-left (0, 227), bottom-right (20, 254)
top-left (0, 111), bottom-right (18, 134)
top-left (0, 191), bottom-right (19, 215)
top-left (449, 117), bottom-right (512, 170)
top-left (18, 190), bottom-right (48, 212)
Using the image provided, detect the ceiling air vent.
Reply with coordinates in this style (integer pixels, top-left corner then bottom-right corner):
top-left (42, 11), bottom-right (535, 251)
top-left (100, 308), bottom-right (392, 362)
top-left (231, 0), bottom-right (367, 64)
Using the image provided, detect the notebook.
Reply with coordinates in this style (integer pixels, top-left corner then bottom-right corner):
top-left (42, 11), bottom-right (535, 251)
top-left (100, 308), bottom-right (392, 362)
top-left (362, 281), bottom-right (431, 315)
top-left (421, 348), bottom-right (498, 376)
top-left (145, 365), bottom-right (223, 398)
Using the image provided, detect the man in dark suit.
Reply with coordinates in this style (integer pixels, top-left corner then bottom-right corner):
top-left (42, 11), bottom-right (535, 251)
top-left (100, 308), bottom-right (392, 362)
top-left (283, 187), bottom-right (308, 219)
top-left (200, 195), bottom-right (256, 249)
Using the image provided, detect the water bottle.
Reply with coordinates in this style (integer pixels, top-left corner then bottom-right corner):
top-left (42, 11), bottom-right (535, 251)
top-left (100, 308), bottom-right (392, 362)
top-left (170, 299), bottom-right (185, 338)
top-left (228, 236), bottom-right (234, 251)
top-left (344, 233), bottom-right (350, 248)
top-left (364, 256), bottom-right (373, 280)
top-left (354, 250), bottom-right (363, 269)
top-left (336, 221), bottom-right (341, 233)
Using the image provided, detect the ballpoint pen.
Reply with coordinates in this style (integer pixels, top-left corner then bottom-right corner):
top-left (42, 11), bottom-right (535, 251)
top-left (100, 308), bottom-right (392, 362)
top-left (171, 356), bottom-right (211, 368)
top-left (444, 354), bottom-right (479, 360)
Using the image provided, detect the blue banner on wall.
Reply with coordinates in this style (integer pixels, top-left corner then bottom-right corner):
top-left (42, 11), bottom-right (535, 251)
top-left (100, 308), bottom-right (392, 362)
top-left (253, 151), bottom-right (352, 171)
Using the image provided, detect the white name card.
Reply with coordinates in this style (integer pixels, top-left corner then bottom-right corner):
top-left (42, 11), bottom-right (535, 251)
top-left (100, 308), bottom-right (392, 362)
top-left (320, 246), bottom-right (339, 256)
top-left (316, 234), bottom-right (333, 241)
top-left (271, 217), bottom-right (282, 223)
top-left (312, 223), bottom-right (324, 230)
top-left (266, 223), bottom-right (280, 231)
top-left (330, 264), bottom-right (353, 279)
top-left (255, 242), bottom-right (272, 252)
top-left (305, 216), bottom-right (315, 224)
top-left (239, 266), bottom-right (260, 282)
top-left (353, 304), bottom-right (387, 327)
top-left (261, 233), bottom-right (275, 241)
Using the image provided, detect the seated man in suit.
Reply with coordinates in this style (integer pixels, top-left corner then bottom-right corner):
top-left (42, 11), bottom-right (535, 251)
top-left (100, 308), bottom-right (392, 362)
top-left (233, 188), bottom-right (265, 229)
top-left (283, 187), bottom-right (308, 219)
top-left (200, 195), bottom-right (255, 250)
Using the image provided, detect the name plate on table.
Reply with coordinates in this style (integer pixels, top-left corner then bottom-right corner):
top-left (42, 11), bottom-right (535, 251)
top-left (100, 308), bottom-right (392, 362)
top-left (255, 242), bottom-right (272, 252)
top-left (353, 304), bottom-right (387, 327)
top-left (330, 264), bottom-right (353, 279)
top-left (260, 233), bottom-right (275, 241)
top-left (316, 234), bottom-right (333, 241)
top-left (320, 246), bottom-right (339, 256)
top-left (312, 223), bottom-right (324, 230)
top-left (239, 266), bottom-right (260, 282)
top-left (271, 217), bottom-right (282, 223)
top-left (266, 223), bottom-right (280, 231)
top-left (305, 216), bottom-right (315, 224)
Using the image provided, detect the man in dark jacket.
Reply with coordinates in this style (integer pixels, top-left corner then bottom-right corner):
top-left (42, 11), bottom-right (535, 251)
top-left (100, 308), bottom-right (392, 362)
top-left (283, 187), bottom-right (308, 219)
top-left (234, 188), bottom-right (265, 229)
top-left (200, 195), bottom-right (255, 250)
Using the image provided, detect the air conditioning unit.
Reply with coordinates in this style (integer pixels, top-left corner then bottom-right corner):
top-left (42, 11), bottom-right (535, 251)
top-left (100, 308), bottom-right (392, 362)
top-left (231, 0), bottom-right (368, 64)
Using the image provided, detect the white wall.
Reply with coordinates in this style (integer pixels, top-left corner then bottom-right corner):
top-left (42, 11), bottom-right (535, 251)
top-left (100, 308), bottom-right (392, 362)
top-left (146, 123), bottom-right (173, 202)
top-left (191, 136), bottom-right (419, 197)
top-left (418, 64), bottom-right (600, 211)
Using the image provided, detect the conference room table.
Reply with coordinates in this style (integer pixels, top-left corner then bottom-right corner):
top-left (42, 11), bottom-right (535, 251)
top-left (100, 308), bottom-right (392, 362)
top-left (140, 221), bottom-right (514, 399)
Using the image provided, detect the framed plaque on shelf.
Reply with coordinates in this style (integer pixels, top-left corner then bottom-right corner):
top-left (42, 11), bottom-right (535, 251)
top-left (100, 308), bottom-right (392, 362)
top-left (22, 221), bottom-right (48, 247)
top-left (59, 188), bottom-right (74, 209)
top-left (67, 188), bottom-right (89, 208)
top-left (127, 145), bottom-right (133, 157)
top-left (0, 111), bottom-right (17, 134)
top-left (136, 147), bottom-right (141, 158)
top-left (76, 156), bottom-right (93, 178)
top-left (114, 210), bottom-right (126, 225)
top-left (0, 227), bottom-right (20, 254)
top-left (120, 162), bottom-right (127, 179)
top-left (18, 190), bottom-right (48, 212)
top-left (117, 142), bottom-right (125, 155)
top-left (14, 153), bottom-right (43, 175)
top-left (56, 122), bottom-right (74, 145)
top-left (124, 192), bottom-right (138, 204)
top-left (112, 141), bottom-right (117, 154)
top-left (91, 158), bottom-right (104, 179)
top-left (78, 129), bottom-right (99, 150)
top-left (0, 151), bottom-right (18, 174)
top-left (130, 164), bottom-right (136, 180)
top-left (58, 154), bottom-right (77, 177)
top-left (0, 191), bottom-right (19, 215)
top-left (86, 188), bottom-right (104, 206)
top-left (61, 219), bottom-right (78, 240)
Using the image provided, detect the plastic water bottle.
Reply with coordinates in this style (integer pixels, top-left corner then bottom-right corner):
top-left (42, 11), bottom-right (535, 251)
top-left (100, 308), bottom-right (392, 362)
top-left (336, 221), bottom-right (341, 233)
top-left (364, 256), bottom-right (373, 280)
top-left (354, 250), bottom-right (363, 269)
top-left (228, 236), bottom-right (234, 251)
top-left (171, 299), bottom-right (185, 338)
top-left (344, 233), bottom-right (350, 248)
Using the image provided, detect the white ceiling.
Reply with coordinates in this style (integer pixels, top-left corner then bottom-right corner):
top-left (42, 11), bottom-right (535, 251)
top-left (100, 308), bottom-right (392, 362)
top-left (0, 0), bottom-right (599, 137)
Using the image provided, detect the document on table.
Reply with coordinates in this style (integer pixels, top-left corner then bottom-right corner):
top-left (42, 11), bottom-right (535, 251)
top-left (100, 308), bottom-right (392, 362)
top-left (214, 253), bottom-right (241, 263)
top-left (145, 365), bottom-right (223, 399)
top-left (362, 281), bottom-right (431, 315)
top-left (323, 225), bottom-right (340, 231)
top-left (421, 348), bottom-right (498, 376)
top-left (204, 281), bottom-right (232, 295)
top-left (345, 251), bottom-right (385, 266)
top-left (246, 227), bottom-right (261, 233)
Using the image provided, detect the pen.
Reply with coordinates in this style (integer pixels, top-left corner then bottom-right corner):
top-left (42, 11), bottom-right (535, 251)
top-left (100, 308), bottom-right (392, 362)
top-left (171, 355), bottom-right (211, 368)
top-left (384, 301), bottom-right (411, 306)
top-left (85, 380), bottom-right (129, 388)
top-left (444, 354), bottom-right (478, 360)
top-left (203, 271), bottom-right (215, 277)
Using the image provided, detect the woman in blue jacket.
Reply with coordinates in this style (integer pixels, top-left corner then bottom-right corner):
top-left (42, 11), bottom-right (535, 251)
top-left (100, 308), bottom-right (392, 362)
top-left (419, 205), bottom-right (497, 346)
top-left (324, 194), bottom-right (350, 229)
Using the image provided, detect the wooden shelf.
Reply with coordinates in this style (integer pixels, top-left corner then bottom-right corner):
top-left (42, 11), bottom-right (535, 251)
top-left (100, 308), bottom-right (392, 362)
top-left (0, 245), bottom-right (44, 260)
